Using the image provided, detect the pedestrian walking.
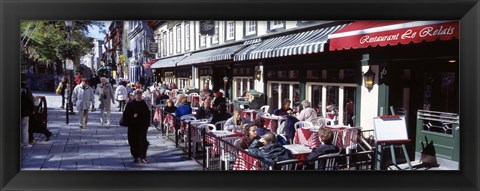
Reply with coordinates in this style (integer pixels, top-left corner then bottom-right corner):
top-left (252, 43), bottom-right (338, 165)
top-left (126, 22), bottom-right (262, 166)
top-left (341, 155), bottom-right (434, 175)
top-left (115, 81), bottom-right (128, 112)
top-left (96, 77), bottom-right (115, 127)
top-left (123, 90), bottom-right (151, 164)
top-left (72, 78), bottom-right (95, 129)
top-left (56, 77), bottom-right (68, 109)
top-left (21, 81), bottom-right (34, 148)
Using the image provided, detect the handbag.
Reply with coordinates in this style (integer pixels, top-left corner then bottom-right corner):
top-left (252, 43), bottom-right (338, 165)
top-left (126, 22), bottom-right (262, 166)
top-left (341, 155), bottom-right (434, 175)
top-left (119, 114), bottom-right (128, 127)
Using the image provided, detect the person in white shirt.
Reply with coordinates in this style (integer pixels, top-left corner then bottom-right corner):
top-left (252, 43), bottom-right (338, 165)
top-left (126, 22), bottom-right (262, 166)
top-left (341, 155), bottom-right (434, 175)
top-left (115, 81), bottom-right (128, 112)
top-left (72, 78), bottom-right (95, 128)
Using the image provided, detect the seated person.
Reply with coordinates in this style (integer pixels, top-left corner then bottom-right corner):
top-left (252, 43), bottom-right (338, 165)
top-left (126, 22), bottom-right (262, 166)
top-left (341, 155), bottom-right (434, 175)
top-left (212, 91), bottom-right (227, 109)
top-left (248, 132), bottom-right (295, 166)
top-left (296, 100), bottom-right (318, 123)
top-left (273, 98), bottom-right (293, 116)
top-left (224, 108), bottom-right (253, 132)
top-left (235, 125), bottom-right (260, 150)
top-left (163, 99), bottom-right (177, 113)
top-left (210, 103), bottom-right (232, 130)
top-left (304, 127), bottom-right (339, 170)
top-left (174, 95), bottom-right (192, 118)
top-left (195, 96), bottom-right (214, 119)
top-left (253, 117), bottom-right (270, 137)
top-left (155, 89), bottom-right (170, 105)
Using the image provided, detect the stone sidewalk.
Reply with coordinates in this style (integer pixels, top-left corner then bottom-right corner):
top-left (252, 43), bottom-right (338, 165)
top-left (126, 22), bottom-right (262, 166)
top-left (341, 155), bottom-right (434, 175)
top-left (21, 91), bottom-right (202, 170)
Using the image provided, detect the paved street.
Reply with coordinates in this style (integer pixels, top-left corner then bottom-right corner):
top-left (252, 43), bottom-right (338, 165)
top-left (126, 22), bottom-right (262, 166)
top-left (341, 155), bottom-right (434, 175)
top-left (21, 91), bottom-right (202, 170)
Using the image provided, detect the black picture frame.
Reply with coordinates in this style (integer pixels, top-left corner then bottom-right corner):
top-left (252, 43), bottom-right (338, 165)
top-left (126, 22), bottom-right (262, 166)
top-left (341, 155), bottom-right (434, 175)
top-left (1, 0), bottom-right (479, 190)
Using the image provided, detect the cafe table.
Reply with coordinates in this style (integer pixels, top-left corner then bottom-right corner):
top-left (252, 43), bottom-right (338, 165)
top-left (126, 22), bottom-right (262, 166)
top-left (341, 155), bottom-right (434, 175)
top-left (241, 109), bottom-right (257, 121)
top-left (283, 144), bottom-right (313, 162)
top-left (207, 130), bottom-right (243, 156)
top-left (263, 115), bottom-right (285, 133)
top-left (232, 150), bottom-right (262, 170)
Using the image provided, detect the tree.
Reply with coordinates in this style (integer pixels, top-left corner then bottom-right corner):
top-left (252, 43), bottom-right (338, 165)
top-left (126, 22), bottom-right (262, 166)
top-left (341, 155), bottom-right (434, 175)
top-left (20, 21), bottom-right (105, 74)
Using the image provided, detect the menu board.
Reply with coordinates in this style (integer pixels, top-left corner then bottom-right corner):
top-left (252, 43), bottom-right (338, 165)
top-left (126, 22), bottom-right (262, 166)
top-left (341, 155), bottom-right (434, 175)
top-left (373, 116), bottom-right (409, 142)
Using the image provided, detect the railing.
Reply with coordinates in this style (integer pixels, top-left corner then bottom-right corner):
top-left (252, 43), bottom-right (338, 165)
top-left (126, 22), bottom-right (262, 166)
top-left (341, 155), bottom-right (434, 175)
top-left (202, 129), bottom-right (374, 171)
top-left (417, 110), bottom-right (459, 135)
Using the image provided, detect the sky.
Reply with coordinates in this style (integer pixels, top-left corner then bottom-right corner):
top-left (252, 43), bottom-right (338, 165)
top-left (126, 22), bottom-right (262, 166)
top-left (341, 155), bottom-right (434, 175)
top-left (86, 21), bottom-right (112, 40)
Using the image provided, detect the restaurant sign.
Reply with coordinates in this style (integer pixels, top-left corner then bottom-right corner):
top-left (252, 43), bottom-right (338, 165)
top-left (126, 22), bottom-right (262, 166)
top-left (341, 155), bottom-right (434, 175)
top-left (199, 21), bottom-right (215, 36)
top-left (329, 21), bottom-right (459, 51)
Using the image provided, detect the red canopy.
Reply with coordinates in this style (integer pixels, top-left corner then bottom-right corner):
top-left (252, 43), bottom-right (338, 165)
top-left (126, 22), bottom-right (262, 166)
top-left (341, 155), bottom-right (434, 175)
top-left (328, 21), bottom-right (459, 51)
top-left (143, 59), bottom-right (159, 69)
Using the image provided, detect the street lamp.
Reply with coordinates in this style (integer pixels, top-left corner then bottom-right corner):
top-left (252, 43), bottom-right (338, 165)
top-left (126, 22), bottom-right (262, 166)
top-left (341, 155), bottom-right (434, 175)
top-left (223, 76), bottom-right (228, 98)
top-left (363, 65), bottom-right (375, 92)
top-left (65, 21), bottom-right (75, 124)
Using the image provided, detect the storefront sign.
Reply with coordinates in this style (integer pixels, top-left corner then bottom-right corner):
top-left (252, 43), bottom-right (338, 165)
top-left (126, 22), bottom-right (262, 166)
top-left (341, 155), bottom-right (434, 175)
top-left (329, 21), bottom-right (459, 51)
top-left (199, 21), bottom-right (215, 36)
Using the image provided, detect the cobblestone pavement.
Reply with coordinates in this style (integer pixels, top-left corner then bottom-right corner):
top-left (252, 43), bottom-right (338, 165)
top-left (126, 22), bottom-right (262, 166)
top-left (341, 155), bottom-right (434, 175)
top-left (21, 91), bottom-right (202, 170)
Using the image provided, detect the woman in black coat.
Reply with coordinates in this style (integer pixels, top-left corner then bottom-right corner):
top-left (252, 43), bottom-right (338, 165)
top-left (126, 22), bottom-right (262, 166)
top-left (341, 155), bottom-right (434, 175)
top-left (123, 90), bottom-right (151, 164)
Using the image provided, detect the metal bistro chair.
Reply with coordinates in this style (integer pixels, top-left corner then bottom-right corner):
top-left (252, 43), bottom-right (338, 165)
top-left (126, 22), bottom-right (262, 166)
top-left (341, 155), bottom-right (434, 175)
top-left (180, 115), bottom-right (197, 146)
top-left (194, 124), bottom-right (216, 159)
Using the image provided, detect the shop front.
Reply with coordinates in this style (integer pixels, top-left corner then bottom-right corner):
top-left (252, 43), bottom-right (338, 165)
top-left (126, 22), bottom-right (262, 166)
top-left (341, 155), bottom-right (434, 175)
top-left (328, 20), bottom-right (460, 160)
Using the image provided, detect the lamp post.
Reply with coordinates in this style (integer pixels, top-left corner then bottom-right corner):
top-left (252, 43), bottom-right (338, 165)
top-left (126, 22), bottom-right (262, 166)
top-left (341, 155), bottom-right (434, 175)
top-left (223, 76), bottom-right (228, 98)
top-left (65, 21), bottom-right (74, 124)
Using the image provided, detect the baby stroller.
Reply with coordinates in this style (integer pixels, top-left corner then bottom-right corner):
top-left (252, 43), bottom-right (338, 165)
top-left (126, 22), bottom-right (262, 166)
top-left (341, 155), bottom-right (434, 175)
top-left (29, 96), bottom-right (52, 143)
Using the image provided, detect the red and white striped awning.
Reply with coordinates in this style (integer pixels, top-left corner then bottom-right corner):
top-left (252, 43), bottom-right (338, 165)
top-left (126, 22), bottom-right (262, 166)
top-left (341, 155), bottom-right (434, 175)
top-left (328, 20), bottom-right (459, 51)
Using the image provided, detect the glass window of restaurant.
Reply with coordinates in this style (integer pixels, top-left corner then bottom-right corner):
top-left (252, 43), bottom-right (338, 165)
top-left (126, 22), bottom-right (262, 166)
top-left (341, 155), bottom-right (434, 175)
top-left (199, 68), bottom-right (212, 91)
top-left (267, 69), bottom-right (300, 111)
top-left (306, 67), bottom-right (358, 126)
top-left (232, 67), bottom-right (254, 100)
top-left (176, 69), bottom-right (191, 90)
top-left (164, 71), bottom-right (175, 84)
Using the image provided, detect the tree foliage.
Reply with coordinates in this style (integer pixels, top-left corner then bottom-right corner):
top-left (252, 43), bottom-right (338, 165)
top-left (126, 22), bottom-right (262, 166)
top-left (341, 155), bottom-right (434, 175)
top-left (21, 21), bottom-right (105, 68)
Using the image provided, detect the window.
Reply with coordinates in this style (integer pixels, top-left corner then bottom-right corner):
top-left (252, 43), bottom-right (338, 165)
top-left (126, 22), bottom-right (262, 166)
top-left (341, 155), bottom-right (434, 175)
top-left (233, 77), bottom-right (254, 99)
top-left (199, 34), bottom-right (206, 47)
top-left (267, 81), bottom-right (300, 112)
top-left (225, 21), bottom-right (235, 41)
top-left (176, 26), bottom-right (182, 53)
top-left (162, 32), bottom-right (167, 56)
top-left (211, 21), bottom-right (219, 44)
top-left (245, 21), bottom-right (257, 36)
top-left (177, 78), bottom-right (190, 90)
top-left (306, 82), bottom-right (357, 126)
top-left (185, 22), bottom-right (190, 51)
top-left (199, 76), bottom-right (212, 91)
top-left (169, 29), bottom-right (173, 55)
top-left (269, 21), bottom-right (285, 30)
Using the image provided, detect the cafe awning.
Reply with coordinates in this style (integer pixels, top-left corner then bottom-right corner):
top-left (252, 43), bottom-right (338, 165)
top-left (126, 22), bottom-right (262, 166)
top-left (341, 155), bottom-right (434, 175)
top-left (233, 24), bottom-right (348, 61)
top-left (177, 44), bottom-right (246, 66)
top-left (328, 21), bottom-right (459, 51)
top-left (150, 55), bottom-right (188, 69)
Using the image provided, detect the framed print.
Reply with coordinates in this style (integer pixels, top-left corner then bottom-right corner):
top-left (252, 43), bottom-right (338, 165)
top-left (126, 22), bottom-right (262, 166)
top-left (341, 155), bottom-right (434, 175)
top-left (1, 0), bottom-right (479, 190)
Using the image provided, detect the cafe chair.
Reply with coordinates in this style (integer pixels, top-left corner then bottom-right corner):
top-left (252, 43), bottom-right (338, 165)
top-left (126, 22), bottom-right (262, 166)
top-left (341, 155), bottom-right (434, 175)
top-left (294, 121), bottom-right (313, 129)
top-left (214, 120), bottom-right (227, 131)
top-left (220, 137), bottom-right (240, 170)
top-left (180, 114), bottom-right (196, 121)
top-left (325, 111), bottom-right (337, 126)
top-left (315, 152), bottom-right (341, 170)
top-left (193, 124), bottom-right (216, 159)
top-left (270, 159), bottom-right (299, 170)
top-left (260, 105), bottom-right (270, 113)
top-left (256, 112), bottom-right (270, 118)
